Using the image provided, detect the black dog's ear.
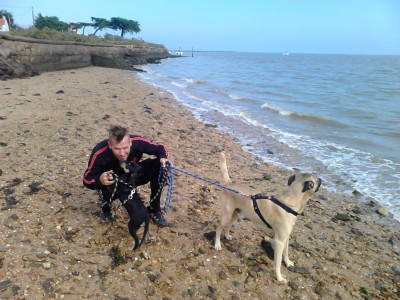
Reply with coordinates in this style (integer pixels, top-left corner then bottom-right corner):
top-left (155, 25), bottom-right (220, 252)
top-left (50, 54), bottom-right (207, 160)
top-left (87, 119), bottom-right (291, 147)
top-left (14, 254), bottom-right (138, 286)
top-left (288, 175), bottom-right (296, 186)
top-left (302, 181), bottom-right (315, 192)
top-left (120, 160), bottom-right (129, 173)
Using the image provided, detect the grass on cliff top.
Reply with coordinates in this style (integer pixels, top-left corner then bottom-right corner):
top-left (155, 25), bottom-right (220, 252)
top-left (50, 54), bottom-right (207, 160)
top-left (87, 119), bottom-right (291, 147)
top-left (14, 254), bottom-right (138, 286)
top-left (9, 27), bottom-right (163, 48)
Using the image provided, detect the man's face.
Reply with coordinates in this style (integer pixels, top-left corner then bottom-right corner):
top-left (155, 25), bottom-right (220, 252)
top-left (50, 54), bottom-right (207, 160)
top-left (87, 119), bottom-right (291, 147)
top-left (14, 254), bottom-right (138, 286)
top-left (108, 135), bottom-right (131, 161)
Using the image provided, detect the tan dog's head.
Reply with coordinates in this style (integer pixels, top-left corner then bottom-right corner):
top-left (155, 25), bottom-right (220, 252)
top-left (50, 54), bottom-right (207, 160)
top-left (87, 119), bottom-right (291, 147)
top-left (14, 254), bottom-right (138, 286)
top-left (286, 173), bottom-right (322, 212)
top-left (288, 173), bottom-right (322, 194)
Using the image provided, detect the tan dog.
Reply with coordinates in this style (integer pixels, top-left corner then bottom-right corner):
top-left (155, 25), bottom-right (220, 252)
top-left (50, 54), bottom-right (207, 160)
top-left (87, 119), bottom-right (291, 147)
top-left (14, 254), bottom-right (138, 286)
top-left (214, 152), bottom-right (321, 283)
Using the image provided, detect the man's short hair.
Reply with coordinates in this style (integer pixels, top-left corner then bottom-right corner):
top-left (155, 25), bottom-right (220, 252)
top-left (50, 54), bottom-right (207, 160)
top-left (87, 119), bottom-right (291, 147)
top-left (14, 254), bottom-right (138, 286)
top-left (109, 125), bottom-right (128, 142)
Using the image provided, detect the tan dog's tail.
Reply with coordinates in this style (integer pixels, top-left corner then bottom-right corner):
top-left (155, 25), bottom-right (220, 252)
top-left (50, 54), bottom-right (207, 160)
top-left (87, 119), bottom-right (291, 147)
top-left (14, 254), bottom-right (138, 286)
top-left (220, 152), bottom-right (232, 185)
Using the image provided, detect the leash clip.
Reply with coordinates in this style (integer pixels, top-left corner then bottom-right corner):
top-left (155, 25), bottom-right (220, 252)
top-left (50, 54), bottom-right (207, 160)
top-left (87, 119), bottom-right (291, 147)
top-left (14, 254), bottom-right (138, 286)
top-left (128, 188), bottom-right (136, 200)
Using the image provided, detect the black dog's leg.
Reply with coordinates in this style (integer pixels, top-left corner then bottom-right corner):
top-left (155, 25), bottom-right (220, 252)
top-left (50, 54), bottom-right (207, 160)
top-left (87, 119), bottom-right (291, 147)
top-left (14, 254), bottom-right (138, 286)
top-left (127, 219), bottom-right (140, 250)
top-left (121, 192), bottom-right (149, 250)
top-left (136, 212), bottom-right (149, 250)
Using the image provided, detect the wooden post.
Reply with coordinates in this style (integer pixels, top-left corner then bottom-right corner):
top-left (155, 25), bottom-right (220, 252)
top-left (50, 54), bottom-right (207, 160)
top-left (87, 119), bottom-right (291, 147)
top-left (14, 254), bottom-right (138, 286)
top-left (32, 7), bottom-right (35, 27)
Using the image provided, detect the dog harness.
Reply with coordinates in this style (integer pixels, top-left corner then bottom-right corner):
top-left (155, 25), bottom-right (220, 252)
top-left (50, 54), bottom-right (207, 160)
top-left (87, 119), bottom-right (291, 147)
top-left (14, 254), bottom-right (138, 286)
top-left (106, 167), bottom-right (171, 212)
top-left (251, 194), bottom-right (299, 229)
top-left (108, 172), bottom-right (137, 205)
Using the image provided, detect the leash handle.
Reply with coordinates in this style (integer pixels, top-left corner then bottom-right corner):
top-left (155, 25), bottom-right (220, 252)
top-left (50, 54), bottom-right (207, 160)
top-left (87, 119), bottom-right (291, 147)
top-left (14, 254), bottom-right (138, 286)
top-left (159, 161), bottom-right (174, 213)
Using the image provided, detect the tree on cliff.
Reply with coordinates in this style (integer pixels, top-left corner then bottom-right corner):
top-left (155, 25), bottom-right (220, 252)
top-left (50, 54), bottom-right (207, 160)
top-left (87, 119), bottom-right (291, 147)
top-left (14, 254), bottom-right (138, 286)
top-left (91, 17), bottom-right (110, 35)
top-left (35, 14), bottom-right (69, 31)
top-left (73, 22), bottom-right (93, 35)
top-left (109, 17), bottom-right (140, 38)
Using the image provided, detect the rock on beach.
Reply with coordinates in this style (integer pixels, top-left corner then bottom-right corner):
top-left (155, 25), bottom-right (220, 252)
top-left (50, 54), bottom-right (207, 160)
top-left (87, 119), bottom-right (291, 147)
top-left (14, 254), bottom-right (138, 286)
top-left (0, 67), bottom-right (399, 299)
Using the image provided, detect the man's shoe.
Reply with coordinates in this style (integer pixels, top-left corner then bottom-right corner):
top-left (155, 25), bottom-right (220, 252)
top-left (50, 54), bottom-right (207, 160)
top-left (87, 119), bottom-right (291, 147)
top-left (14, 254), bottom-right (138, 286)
top-left (151, 211), bottom-right (168, 228)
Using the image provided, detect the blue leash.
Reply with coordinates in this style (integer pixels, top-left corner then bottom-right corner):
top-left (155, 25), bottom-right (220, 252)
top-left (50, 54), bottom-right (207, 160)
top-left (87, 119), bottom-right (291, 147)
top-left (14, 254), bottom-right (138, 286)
top-left (172, 166), bottom-right (244, 194)
top-left (159, 162), bottom-right (301, 225)
top-left (158, 161), bottom-right (246, 213)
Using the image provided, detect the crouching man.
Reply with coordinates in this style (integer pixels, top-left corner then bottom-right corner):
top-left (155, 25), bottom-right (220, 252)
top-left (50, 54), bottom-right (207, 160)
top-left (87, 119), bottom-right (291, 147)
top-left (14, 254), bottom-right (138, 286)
top-left (83, 125), bottom-right (170, 227)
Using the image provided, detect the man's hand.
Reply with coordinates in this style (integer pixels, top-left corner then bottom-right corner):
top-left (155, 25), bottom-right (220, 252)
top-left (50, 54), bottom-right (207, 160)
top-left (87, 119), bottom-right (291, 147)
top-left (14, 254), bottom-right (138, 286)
top-left (100, 171), bottom-right (115, 186)
top-left (160, 158), bottom-right (172, 168)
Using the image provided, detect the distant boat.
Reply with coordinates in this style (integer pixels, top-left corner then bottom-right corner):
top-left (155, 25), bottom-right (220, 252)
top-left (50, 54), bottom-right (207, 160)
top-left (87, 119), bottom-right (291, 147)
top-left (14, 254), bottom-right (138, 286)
top-left (282, 51), bottom-right (289, 56)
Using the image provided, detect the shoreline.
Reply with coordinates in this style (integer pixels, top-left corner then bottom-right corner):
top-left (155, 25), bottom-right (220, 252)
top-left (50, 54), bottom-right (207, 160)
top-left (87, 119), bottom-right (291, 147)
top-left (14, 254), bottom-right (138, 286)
top-left (0, 67), bottom-right (399, 299)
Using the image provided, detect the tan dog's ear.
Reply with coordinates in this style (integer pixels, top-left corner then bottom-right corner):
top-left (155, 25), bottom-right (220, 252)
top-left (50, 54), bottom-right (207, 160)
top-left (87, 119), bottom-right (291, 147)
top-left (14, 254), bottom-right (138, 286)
top-left (315, 178), bottom-right (322, 192)
top-left (288, 175), bottom-right (296, 186)
top-left (302, 181), bottom-right (314, 192)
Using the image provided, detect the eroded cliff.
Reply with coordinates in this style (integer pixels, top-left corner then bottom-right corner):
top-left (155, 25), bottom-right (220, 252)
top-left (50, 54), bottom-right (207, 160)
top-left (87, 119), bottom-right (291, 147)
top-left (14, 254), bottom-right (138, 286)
top-left (0, 33), bottom-right (170, 79)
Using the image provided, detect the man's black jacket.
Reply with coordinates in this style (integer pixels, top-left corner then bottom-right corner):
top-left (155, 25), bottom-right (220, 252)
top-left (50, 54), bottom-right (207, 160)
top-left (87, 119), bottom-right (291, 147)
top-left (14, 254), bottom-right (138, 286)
top-left (83, 135), bottom-right (168, 190)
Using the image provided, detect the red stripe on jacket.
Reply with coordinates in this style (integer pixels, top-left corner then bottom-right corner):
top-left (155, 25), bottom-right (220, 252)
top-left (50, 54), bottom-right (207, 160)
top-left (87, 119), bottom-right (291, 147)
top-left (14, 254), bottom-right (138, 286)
top-left (83, 145), bottom-right (108, 185)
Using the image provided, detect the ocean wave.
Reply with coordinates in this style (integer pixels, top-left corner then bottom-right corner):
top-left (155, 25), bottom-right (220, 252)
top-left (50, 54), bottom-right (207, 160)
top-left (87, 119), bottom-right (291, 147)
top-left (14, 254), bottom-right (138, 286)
top-left (263, 90), bottom-right (291, 99)
top-left (261, 102), bottom-right (348, 128)
top-left (261, 102), bottom-right (293, 116)
top-left (182, 91), bottom-right (205, 102)
top-left (228, 94), bottom-right (242, 100)
top-left (171, 81), bottom-right (188, 88)
top-left (183, 77), bottom-right (203, 84)
top-left (183, 77), bottom-right (194, 83)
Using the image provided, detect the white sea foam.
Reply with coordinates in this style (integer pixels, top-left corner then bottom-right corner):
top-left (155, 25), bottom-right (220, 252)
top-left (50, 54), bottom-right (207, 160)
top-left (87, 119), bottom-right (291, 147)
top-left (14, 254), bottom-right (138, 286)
top-left (171, 81), bottom-right (187, 88)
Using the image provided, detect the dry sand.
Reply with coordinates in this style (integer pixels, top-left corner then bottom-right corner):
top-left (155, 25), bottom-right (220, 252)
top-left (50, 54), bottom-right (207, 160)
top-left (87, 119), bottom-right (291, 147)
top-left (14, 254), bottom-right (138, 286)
top-left (0, 67), bottom-right (399, 299)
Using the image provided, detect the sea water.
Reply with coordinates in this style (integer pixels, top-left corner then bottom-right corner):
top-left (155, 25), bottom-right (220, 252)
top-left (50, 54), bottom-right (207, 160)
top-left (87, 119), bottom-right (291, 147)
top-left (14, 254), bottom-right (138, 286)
top-left (138, 52), bottom-right (400, 221)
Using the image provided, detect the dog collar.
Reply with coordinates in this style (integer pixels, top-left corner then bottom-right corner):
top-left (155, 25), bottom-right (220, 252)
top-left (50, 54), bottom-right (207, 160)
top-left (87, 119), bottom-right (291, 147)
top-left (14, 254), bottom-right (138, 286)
top-left (251, 194), bottom-right (299, 229)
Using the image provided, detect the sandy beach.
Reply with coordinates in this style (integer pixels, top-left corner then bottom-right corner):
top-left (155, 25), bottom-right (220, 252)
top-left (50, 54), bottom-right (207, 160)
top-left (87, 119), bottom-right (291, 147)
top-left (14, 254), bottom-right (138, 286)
top-left (1, 66), bottom-right (399, 299)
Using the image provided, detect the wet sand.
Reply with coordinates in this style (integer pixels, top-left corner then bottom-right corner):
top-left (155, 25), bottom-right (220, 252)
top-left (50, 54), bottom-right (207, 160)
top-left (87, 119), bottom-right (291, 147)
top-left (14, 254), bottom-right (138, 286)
top-left (0, 67), bottom-right (399, 299)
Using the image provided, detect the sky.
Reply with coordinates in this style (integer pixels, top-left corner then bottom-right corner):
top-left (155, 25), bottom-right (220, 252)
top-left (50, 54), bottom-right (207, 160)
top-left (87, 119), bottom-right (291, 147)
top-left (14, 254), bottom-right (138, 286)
top-left (1, 0), bottom-right (399, 55)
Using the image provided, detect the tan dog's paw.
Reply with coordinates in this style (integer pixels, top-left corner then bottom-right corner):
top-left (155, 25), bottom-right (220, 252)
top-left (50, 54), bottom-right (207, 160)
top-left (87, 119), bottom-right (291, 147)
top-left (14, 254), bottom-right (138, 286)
top-left (284, 259), bottom-right (294, 267)
top-left (277, 276), bottom-right (288, 284)
top-left (214, 243), bottom-right (222, 251)
top-left (225, 234), bottom-right (233, 240)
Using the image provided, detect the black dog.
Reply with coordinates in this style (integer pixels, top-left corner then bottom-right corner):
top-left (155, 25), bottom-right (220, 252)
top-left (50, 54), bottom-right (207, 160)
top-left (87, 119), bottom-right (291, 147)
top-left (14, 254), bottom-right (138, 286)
top-left (117, 161), bottom-right (149, 250)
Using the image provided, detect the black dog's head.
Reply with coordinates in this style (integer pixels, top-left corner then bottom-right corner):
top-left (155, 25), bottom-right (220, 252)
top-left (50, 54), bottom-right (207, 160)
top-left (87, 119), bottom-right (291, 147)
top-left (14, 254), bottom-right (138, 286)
top-left (120, 160), bottom-right (141, 174)
top-left (119, 160), bottom-right (142, 187)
